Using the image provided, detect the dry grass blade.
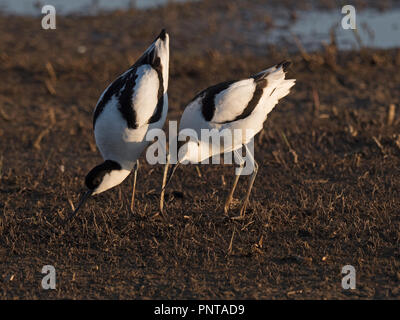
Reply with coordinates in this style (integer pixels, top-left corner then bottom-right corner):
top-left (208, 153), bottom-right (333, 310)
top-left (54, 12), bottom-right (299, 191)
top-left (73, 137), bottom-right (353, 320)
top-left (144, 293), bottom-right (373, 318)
top-left (280, 131), bottom-right (299, 164)
top-left (195, 165), bottom-right (202, 178)
top-left (227, 227), bottom-right (236, 255)
top-left (312, 86), bottom-right (320, 117)
top-left (372, 136), bottom-right (386, 156)
top-left (33, 127), bottom-right (51, 150)
top-left (44, 79), bottom-right (56, 95)
top-left (45, 61), bottom-right (57, 82)
top-left (33, 108), bottom-right (56, 150)
top-left (388, 104), bottom-right (396, 126)
top-left (394, 135), bottom-right (400, 151)
top-left (0, 106), bottom-right (11, 121)
top-left (352, 28), bottom-right (363, 49)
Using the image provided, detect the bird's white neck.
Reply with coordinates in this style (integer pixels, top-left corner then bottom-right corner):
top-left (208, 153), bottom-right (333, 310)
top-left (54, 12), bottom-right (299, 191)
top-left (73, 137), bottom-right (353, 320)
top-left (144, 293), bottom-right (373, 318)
top-left (92, 168), bottom-right (131, 195)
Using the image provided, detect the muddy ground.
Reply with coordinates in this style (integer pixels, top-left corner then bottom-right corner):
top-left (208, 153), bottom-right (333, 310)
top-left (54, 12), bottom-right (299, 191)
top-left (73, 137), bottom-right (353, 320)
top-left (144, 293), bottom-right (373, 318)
top-left (0, 0), bottom-right (399, 299)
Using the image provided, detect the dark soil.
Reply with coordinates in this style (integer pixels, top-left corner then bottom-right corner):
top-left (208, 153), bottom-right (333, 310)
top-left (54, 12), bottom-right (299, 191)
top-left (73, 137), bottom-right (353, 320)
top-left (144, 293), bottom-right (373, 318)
top-left (0, 0), bottom-right (399, 299)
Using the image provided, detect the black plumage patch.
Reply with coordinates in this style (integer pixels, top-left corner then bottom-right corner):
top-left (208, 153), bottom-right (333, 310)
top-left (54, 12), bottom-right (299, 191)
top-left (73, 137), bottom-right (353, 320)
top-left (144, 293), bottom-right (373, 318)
top-left (118, 72), bottom-right (139, 129)
top-left (93, 46), bottom-right (165, 129)
top-left (93, 75), bottom-right (124, 129)
top-left (85, 160), bottom-right (122, 190)
top-left (217, 78), bottom-right (268, 124)
top-left (276, 60), bottom-right (291, 72)
top-left (148, 57), bottom-right (164, 124)
top-left (194, 62), bottom-right (289, 125)
top-left (197, 80), bottom-right (237, 121)
top-left (93, 71), bottom-right (139, 129)
top-left (197, 77), bottom-right (268, 125)
top-left (158, 28), bottom-right (167, 41)
top-left (252, 70), bottom-right (268, 82)
top-left (131, 40), bottom-right (162, 71)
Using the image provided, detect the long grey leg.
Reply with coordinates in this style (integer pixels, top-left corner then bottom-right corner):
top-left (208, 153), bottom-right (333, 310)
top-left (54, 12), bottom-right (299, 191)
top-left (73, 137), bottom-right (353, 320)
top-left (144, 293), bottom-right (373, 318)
top-left (160, 154), bottom-right (170, 214)
top-left (239, 145), bottom-right (258, 217)
top-left (130, 160), bottom-right (139, 212)
top-left (224, 149), bottom-right (245, 215)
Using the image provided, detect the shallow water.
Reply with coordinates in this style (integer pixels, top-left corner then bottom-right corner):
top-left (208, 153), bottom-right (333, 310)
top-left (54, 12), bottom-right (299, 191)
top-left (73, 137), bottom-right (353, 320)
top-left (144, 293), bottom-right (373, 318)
top-left (266, 9), bottom-right (400, 51)
top-left (0, 0), bottom-right (189, 15)
top-left (1, 0), bottom-right (399, 51)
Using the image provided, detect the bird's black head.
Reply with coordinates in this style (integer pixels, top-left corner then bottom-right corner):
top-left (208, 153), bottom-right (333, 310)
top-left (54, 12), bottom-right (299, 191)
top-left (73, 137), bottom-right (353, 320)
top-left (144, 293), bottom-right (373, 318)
top-left (64, 160), bottom-right (124, 225)
top-left (85, 160), bottom-right (122, 191)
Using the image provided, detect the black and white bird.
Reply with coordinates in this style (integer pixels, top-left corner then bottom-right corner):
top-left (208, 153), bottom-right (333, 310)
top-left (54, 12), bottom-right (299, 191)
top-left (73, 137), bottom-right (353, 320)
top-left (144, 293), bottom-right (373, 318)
top-left (68, 29), bottom-right (169, 222)
top-left (161, 61), bottom-right (295, 218)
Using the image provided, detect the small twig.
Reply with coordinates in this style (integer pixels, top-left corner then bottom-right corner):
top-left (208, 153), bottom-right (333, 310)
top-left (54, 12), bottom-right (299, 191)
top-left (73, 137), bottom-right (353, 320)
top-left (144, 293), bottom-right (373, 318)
top-left (33, 108), bottom-right (56, 150)
top-left (38, 149), bottom-right (54, 180)
top-left (33, 127), bottom-right (51, 150)
top-left (195, 165), bottom-right (202, 178)
top-left (388, 104), bottom-right (396, 126)
top-left (48, 107), bottom-right (56, 125)
top-left (44, 79), bottom-right (56, 95)
top-left (0, 106), bottom-right (11, 121)
top-left (393, 135), bottom-right (400, 151)
top-left (280, 131), bottom-right (298, 164)
top-left (68, 198), bottom-right (75, 212)
top-left (258, 235), bottom-right (263, 248)
top-left (312, 86), bottom-right (320, 117)
top-left (45, 61), bottom-right (57, 82)
top-left (351, 28), bottom-right (363, 49)
top-left (372, 136), bottom-right (386, 156)
top-left (221, 175), bottom-right (226, 186)
top-left (227, 227), bottom-right (236, 255)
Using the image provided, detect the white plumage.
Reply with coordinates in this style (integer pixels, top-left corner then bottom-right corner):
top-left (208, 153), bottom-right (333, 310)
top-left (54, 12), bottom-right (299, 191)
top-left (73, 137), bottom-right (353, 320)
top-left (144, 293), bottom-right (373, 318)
top-left (179, 61), bottom-right (295, 162)
top-left (163, 61), bottom-right (295, 217)
top-left (68, 29), bottom-right (169, 222)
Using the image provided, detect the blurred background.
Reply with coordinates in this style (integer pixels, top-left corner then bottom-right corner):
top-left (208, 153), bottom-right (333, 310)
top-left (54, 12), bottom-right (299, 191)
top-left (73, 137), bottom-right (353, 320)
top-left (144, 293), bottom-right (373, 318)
top-left (1, 0), bottom-right (399, 51)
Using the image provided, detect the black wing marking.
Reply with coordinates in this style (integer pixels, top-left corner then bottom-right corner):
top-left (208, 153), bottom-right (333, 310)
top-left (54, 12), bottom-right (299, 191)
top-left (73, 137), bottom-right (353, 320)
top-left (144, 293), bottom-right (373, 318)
top-left (93, 46), bottom-right (164, 129)
top-left (195, 61), bottom-right (290, 125)
top-left (198, 80), bottom-right (237, 122)
top-left (147, 57), bottom-right (164, 124)
top-left (118, 72), bottom-right (139, 129)
top-left (196, 77), bottom-right (267, 125)
top-left (93, 70), bottom-right (139, 129)
top-left (214, 78), bottom-right (268, 124)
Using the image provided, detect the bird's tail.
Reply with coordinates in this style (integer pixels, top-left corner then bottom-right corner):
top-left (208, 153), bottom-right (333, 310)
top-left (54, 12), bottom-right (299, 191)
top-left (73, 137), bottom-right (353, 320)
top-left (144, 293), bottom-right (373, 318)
top-left (132, 29), bottom-right (169, 91)
top-left (251, 61), bottom-right (295, 117)
top-left (258, 60), bottom-right (296, 101)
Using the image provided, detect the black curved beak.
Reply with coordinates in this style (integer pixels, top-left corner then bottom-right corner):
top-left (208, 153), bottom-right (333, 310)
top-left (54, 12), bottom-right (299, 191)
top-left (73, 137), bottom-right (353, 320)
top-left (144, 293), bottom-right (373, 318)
top-left (64, 190), bottom-right (93, 224)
